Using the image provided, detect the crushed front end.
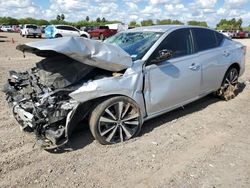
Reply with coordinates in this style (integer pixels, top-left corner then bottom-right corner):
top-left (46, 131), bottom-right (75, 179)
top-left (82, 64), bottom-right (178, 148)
top-left (3, 37), bottom-right (133, 149)
top-left (3, 56), bottom-right (88, 148)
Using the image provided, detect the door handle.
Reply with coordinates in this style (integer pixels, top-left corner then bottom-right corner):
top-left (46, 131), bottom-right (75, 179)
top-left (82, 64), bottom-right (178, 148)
top-left (189, 63), bottom-right (200, 71)
top-left (223, 51), bottom-right (230, 56)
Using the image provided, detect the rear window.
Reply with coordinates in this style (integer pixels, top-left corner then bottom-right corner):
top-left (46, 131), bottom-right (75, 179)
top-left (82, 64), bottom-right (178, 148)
top-left (26, 25), bottom-right (37, 29)
top-left (215, 32), bottom-right (225, 46)
top-left (99, 26), bottom-right (109, 29)
top-left (193, 28), bottom-right (217, 51)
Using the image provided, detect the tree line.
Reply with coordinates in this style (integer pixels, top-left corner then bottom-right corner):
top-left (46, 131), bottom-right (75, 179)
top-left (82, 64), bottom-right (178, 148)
top-left (0, 16), bottom-right (248, 30)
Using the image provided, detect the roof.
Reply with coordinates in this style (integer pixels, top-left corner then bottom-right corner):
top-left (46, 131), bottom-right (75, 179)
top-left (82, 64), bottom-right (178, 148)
top-left (127, 25), bottom-right (208, 33)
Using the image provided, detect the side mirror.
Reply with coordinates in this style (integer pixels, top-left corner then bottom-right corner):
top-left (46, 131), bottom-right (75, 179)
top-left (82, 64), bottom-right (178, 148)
top-left (151, 49), bottom-right (173, 63)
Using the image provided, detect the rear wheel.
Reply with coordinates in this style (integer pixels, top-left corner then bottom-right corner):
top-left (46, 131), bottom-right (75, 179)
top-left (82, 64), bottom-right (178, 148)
top-left (55, 34), bottom-right (62, 38)
top-left (216, 67), bottom-right (239, 101)
top-left (80, 34), bottom-right (87, 38)
top-left (89, 96), bottom-right (142, 145)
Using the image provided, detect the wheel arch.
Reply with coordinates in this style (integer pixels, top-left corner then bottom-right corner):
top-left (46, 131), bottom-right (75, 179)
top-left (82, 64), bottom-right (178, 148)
top-left (219, 62), bottom-right (241, 87)
top-left (65, 94), bottom-right (140, 138)
top-left (228, 62), bottom-right (240, 74)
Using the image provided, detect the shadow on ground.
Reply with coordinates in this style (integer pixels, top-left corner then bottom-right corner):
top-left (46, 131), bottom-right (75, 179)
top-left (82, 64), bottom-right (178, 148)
top-left (47, 82), bottom-right (246, 154)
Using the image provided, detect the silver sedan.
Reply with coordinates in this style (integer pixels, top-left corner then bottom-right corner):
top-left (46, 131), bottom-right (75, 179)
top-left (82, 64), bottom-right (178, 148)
top-left (4, 25), bottom-right (246, 148)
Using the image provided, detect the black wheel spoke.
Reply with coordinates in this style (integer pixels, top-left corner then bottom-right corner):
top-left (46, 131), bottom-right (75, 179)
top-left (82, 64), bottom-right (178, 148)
top-left (121, 124), bottom-right (133, 138)
top-left (119, 126), bottom-right (124, 142)
top-left (100, 125), bottom-right (116, 136)
top-left (105, 108), bottom-right (116, 120)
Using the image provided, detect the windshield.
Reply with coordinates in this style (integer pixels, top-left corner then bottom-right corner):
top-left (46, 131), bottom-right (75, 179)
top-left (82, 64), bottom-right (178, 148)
top-left (27, 25), bottom-right (38, 29)
top-left (104, 31), bottom-right (162, 61)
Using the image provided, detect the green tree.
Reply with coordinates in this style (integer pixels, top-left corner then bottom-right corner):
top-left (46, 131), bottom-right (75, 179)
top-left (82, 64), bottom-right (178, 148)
top-left (56, 15), bottom-right (61, 21)
top-left (156, 19), bottom-right (184, 25)
top-left (96, 17), bottom-right (101, 22)
top-left (141, 19), bottom-right (154, 26)
top-left (86, 16), bottom-right (90, 22)
top-left (216, 18), bottom-right (243, 30)
top-left (187, 20), bottom-right (208, 27)
top-left (102, 17), bottom-right (106, 22)
top-left (37, 19), bottom-right (49, 26)
top-left (61, 14), bottom-right (65, 21)
top-left (129, 21), bottom-right (139, 27)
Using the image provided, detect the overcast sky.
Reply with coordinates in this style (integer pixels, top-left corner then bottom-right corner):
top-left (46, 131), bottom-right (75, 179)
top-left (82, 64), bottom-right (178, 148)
top-left (0, 0), bottom-right (250, 27)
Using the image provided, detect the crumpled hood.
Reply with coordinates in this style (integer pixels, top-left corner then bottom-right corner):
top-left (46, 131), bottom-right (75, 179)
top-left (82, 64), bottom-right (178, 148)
top-left (16, 37), bottom-right (133, 72)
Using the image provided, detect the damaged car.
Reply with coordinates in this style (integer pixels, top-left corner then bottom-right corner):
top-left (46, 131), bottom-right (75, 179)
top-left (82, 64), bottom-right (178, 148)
top-left (3, 25), bottom-right (246, 149)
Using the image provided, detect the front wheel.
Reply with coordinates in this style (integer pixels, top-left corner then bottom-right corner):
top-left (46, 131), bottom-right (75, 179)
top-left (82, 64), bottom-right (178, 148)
top-left (216, 67), bottom-right (239, 101)
top-left (89, 96), bottom-right (142, 145)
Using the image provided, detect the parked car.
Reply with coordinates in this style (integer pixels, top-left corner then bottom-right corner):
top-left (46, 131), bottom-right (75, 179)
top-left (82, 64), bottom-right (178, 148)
top-left (236, 31), bottom-right (245, 39)
top-left (244, 31), bottom-right (250, 38)
top-left (41, 25), bottom-right (48, 34)
top-left (20, 24), bottom-right (42, 38)
top-left (3, 25), bottom-right (246, 149)
top-left (44, 25), bottom-right (90, 38)
top-left (218, 30), bottom-right (233, 38)
top-left (88, 26), bottom-right (117, 40)
top-left (12, 25), bottom-right (20, 32)
top-left (82, 26), bottom-right (95, 32)
top-left (1, 25), bottom-right (13, 32)
top-left (106, 23), bottom-right (128, 32)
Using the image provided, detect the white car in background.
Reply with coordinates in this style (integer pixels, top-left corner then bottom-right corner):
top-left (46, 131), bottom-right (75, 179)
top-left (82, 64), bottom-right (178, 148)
top-left (45, 25), bottom-right (90, 38)
top-left (21, 24), bottom-right (42, 38)
top-left (1, 25), bottom-right (13, 32)
top-left (218, 30), bottom-right (233, 38)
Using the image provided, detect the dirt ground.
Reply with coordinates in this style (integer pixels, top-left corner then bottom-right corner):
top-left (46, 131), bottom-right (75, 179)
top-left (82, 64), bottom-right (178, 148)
top-left (0, 32), bottom-right (250, 188)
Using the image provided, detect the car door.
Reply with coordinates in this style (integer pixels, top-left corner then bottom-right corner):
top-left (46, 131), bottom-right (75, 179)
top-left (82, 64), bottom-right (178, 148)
top-left (192, 28), bottom-right (230, 94)
top-left (56, 26), bottom-right (67, 36)
top-left (144, 28), bottom-right (201, 116)
top-left (69, 27), bottom-right (80, 37)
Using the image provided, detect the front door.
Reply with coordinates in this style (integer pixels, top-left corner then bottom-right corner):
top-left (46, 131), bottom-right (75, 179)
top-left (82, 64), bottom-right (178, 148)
top-left (144, 28), bottom-right (201, 116)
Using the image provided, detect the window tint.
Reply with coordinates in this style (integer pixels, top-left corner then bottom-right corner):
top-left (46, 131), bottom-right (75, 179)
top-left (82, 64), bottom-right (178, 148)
top-left (56, 26), bottom-right (78, 31)
top-left (215, 32), bottom-right (225, 46)
top-left (66, 26), bottom-right (78, 31)
top-left (56, 26), bottom-right (65, 30)
top-left (193, 28), bottom-right (217, 51)
top-left (99, 26), bottom-right (109, 29)
top-left (152, 29), bottom-right (193, 60)
top-left (26, 25), bottom-right (37, 29)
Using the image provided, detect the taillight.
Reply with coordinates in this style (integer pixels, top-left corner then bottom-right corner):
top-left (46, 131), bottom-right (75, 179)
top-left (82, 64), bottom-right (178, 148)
top-left (242, 46), bottom-right (247, 55)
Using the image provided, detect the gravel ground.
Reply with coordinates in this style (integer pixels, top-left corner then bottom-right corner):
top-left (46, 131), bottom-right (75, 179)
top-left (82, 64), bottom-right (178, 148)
top-left (0, 33), bottom-right (250, 188)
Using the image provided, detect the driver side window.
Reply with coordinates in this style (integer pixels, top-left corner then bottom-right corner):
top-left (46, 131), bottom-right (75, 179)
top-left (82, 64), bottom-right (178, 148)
top-left (150, 29), bottom-right (194, 63)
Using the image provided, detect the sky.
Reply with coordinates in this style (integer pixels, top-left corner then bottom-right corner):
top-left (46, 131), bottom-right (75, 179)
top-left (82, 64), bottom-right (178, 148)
top-left (0, 0), bottom-right (250, 27)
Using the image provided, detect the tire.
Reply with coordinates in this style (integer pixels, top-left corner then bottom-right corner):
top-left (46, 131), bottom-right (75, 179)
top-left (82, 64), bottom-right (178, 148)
top-left (89, 96), bottom-right (142, 145)
top-left (215, 67), bottom-right (239, 101)
top-left (80, 34), bottom-right (87, 38)
top-left (55, 34), bottom-right (62, 38)
top-left (99, 33), bottom-right (105, 40)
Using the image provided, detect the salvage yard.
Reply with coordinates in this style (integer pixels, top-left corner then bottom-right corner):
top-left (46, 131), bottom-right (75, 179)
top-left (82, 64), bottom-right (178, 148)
top-left (0, 32), bottom-right (250, 188)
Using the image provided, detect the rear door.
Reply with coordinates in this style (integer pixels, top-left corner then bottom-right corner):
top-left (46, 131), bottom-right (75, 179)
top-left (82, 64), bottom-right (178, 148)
top-left (192, 28), bottom-right (230, 93)
top-left (144, 28), bottom-right (201, 116)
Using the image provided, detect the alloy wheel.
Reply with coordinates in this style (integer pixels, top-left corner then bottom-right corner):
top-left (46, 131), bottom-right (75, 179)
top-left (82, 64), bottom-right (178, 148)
top-left (98, 101), bottom-right (140, 144)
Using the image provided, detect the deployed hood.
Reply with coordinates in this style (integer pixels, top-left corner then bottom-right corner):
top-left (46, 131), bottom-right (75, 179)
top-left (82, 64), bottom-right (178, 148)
top-left (16, 37), bottom-right (133, 72)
